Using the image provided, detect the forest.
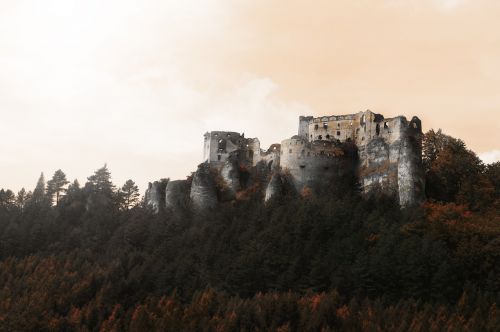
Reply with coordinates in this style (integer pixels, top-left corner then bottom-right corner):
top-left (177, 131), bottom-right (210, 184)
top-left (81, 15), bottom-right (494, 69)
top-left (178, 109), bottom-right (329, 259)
top-left (0, 129), bottom-right (499, 331)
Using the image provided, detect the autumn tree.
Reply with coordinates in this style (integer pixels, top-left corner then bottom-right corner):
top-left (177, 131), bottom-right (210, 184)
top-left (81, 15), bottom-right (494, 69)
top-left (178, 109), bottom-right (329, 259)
top-left (422, 130), bottom-right (489, 208)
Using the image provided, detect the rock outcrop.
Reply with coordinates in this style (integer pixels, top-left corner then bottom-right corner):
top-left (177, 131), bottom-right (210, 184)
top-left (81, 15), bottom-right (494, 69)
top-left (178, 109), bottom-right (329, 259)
top-left (190, 163), bottom-right (218, 210)
top-left (145, 180), bottom-right (168, 213)
top-left (264, 173), bottom-right (283, 201)
top-left (165, 180), bottom-right (190, 213)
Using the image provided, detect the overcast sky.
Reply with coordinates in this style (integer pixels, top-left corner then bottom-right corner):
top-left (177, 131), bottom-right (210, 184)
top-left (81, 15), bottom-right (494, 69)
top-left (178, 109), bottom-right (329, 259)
top-left (0, 0), bottom-right (499, 194)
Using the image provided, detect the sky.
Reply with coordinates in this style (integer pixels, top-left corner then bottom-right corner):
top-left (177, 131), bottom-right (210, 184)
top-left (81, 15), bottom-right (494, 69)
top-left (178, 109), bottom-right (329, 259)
top-left (0, 0), bottom-right (499, 194)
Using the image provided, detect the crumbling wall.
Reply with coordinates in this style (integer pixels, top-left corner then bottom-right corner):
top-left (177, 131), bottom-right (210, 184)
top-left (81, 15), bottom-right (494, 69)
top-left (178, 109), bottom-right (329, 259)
top-left (397, 117), bottom-right (425, 207)
top-left (356, 115), bottom-right (424, 206)
top-left (279, 136), bottom-right (349, 194)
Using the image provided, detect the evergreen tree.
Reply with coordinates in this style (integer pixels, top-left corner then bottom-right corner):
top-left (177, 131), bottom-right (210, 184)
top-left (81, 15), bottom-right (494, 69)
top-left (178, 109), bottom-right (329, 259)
top-left (31, 172), bottom-right (50, 206)
top-left (0, 189), bottom-right (15, 208)
top-left (16, 188), bottom-right (29, 211)
top-left (47, 169), bottom-right (70, 205)
top-left (86, 164), bottom-right (117, 209)
top-left (120, 179), bottom-right (140, 211)
top-left (87, 164), bottom-right (115, 195)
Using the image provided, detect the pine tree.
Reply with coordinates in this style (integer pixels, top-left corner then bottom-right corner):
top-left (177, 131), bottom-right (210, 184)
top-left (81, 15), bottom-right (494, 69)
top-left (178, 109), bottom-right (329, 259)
top-left (47, 169), bottom-right (70, 205)
top-left (32, 172), bottom-right (48, 205)
top-left (86, 164), bottom-right (117, 209)
top-left (0, 189), bottom-right (15, 208)
top-left (16, 188), bottom-right (29, 211)
top-left (120, 180), bottom-right (140, 211)
top-left (87, 164), bottom-right (115, 195)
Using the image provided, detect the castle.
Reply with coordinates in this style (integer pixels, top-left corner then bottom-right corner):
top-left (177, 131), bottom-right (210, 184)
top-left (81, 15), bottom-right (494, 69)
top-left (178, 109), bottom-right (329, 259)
top-left (145, 110), bottom-right (425, 212)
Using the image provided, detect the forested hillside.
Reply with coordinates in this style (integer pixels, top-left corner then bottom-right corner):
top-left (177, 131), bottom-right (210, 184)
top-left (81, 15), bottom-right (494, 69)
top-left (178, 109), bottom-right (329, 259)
top-left (0, 130), bottom-right (499, 331)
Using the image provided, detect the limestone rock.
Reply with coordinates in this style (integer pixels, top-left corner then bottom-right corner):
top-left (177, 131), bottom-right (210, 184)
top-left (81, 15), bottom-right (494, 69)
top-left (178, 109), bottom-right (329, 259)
top-left (190, 163), bottom-right (218, 210)
top-left (165, 180), bottom-right (190, 212)
top-left (265, 173), bottom-right (283, 201)
top-left (145, 179), bottom-right (168, 213)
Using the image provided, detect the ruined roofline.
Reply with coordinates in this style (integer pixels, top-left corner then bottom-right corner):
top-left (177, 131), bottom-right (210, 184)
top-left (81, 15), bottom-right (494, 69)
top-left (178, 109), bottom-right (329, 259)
top-left (300, 111), bottom-right (420, 124)
top-left (204, 131), bottom-right (260, 142)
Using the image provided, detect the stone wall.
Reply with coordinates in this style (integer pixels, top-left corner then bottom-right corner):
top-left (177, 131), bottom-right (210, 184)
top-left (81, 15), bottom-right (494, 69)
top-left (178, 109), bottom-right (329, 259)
top-left (279, 136), bottom-right (348, 193)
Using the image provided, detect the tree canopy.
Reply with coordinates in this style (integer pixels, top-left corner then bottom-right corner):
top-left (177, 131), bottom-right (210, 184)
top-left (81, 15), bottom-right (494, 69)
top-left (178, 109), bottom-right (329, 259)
top-left (0, 131), bottom-right (498, 331)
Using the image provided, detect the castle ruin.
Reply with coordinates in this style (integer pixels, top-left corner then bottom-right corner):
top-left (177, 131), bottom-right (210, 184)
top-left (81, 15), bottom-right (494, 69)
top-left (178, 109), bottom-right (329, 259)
top-left (145, 110), bottom-right (424, 212)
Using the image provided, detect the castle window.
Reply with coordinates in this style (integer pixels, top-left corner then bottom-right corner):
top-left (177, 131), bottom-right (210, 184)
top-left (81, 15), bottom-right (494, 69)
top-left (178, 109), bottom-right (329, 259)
top-left (376, 123), bottom-right (380, 136)
top-left (307, 152), bottom-right (311, 156)
top-left (337, 123), bottom-right (340, 128)
top-left (300, 165), bottom-right (305, 169)
top-left (320, 151), bottom-right (325, 155)
top-left (362, 137), bottom-right (365, 141)
top-left (314, 124), bottom-right (319, 130)
top-left (384, 122), bottom-right (388, 129)
top-left (318, 135), bottom-right (322, 140)
top-left (227, 134), bottom-right (231, 137)
top-left (217, 155), bottom-right (221, 161)
top-left (412, 122), bottom-right (418, 129)
top-left (289, 149), bottom-right (292, 153)
top-left (356, 128), bottom-right (360, 134)
top-left (337, 131), bottom-right (341, 136)
top-left (326, 134), bottom-right (330, 139)
top-left (323, 122), bottom-right (328, 129)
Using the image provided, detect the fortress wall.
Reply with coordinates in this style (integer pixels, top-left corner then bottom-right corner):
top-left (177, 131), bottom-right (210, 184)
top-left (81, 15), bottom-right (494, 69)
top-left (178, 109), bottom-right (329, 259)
top-left (397, 117), bottom-right (425, 206)
top-left (260, 144), bottom-right (281, 171)
top-left (280, 137), bottom-right (346, 193)
top-left (307, 115), bottom-right (356, 142)
top-left (204, 131), bottom-right (261, 166)
top-left (356, 115), bottom-right (424, 205)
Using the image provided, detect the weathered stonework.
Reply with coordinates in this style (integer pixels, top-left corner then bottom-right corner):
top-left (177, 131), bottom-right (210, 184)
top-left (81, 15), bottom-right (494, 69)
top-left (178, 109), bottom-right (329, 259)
top-left (190, 163), bottom-right (218, 210)
top-left (145, 180), bottom-right (168, 213)
top-left (165, 180), bottom-right (190, 213)
top-left (146, 110), bottom-right (424, 211)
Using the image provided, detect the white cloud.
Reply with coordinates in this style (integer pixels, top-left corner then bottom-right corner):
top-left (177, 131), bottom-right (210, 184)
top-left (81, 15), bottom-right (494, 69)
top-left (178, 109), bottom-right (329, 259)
top-left (479, 150), bottom-right (500, 165)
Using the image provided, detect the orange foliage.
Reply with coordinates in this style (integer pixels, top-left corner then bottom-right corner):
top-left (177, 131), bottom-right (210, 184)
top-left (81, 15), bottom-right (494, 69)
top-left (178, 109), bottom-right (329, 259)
top-left (336, 305), bottom-right (350, 320)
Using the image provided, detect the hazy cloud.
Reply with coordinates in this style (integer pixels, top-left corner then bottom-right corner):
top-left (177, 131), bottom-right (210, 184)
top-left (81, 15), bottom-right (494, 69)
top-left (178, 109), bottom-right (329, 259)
top-left (479, 150), bottom-right (500, 165)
